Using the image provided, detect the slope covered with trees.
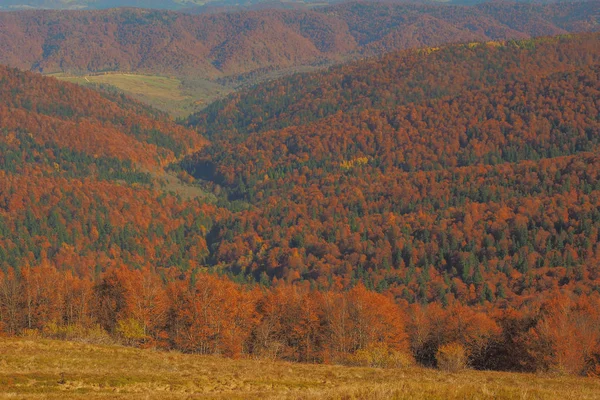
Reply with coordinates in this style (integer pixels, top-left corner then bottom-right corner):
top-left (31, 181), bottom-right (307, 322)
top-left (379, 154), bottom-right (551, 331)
top-left (1, 32), bottom-right (600, 376)
top-left (183, 35), bottom-right (600, 374)
top-left (0, 66), bottom-right (206, 165)
top-left (0, 64), bottom-right (219, 281)
top-left (185, 33), bottom-right (600, 302)
top-left (0, 1), bottom-right (598, 79)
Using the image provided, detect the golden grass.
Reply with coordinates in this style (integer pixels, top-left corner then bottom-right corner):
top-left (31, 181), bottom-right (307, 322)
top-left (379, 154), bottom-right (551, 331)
top-left (0, 338), bottom-right (599, 399)
top-left (53, 73), bottom-right (187, 100)
top-left (49, 73), bottom-right (231, 118)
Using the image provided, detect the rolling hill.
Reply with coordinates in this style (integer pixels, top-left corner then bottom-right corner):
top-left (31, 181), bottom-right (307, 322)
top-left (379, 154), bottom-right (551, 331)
top-left (0, 1), bottom-right (598, 80)
top-left (0, 27), bottom-right (600, 377)
top-left (0, 65), bottom-right (205, 166)
top-left (180, 34), bottom-right (600, 372)
top-left (184, 32), bottom-right (600, 305)
top-left (0, 63), bottom-right (217, 281)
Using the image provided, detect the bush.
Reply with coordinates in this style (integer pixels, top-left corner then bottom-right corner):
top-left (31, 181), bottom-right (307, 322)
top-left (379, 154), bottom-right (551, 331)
top-left (116, 318), bottom-right (148, 345)
top-left (348, 343), bottom-right (414, 369)
top-left (43, 322), bottom-right (113, 345)
top-left (21, 328), bottom-right (41, 339)
top-left (436, 343), bottom-right (467, 372)
top-left (585, 352), bottom-right (600, 377)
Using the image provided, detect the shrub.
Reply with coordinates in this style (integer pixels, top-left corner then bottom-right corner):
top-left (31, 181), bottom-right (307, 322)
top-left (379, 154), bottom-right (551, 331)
top-left (585, 351), bottom-right (600, 377)
top-left (116, 318), bottom-right (148, 345)
top-left (21, 328), bottom-right (41, 339)
top-left (43, 322), bottom-right (113, 344)
top-left (436, 343), bottom-right (467, 372)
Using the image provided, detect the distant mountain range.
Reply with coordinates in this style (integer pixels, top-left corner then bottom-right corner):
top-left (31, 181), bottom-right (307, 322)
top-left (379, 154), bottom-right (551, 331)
top-left (0, 0), bottom-right (595, 11)
top-left (0, 0), bottom-right (189, 10)
top-left (0, 1), bottom-right (598, 79)
top-left (1, 0), bottom-right (321, 11)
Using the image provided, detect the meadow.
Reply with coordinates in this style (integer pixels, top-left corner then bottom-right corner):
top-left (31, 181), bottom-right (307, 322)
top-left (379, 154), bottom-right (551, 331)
top-left (50, 73), bottom-right (231, 117)
top-left (0, 338), bottom-right (599, 399)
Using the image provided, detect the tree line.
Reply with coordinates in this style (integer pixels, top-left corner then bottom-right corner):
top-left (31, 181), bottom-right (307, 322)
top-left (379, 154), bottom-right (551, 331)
top-left (1, 265), bottom-right (599, 376)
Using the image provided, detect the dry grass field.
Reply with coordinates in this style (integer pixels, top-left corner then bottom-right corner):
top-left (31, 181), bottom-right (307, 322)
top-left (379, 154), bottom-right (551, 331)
top-left (0, 338), bottom-right (599, 399)
top-left (49, 73), bottom-right (231, 117)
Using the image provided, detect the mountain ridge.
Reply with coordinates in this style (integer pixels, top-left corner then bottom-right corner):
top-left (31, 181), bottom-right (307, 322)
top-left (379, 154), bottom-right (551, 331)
top-left (0, 1), bottom-right (598, 80)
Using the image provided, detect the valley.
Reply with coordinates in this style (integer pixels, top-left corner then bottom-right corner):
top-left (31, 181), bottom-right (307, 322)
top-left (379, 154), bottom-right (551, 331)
top-left (0, 1), bottom-right (599, 396)
top-left (0, 1), bottom-right (597, 117)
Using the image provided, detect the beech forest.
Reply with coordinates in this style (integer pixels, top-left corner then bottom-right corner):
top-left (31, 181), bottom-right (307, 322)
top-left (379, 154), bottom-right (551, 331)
top-left (0, 30), bottom-right (599, 378)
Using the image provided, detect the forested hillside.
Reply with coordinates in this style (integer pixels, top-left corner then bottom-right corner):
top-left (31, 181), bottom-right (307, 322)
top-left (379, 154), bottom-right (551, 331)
top-left (1, 32), bottom-right (600, 377)
top-left (182, 33), bottom-right (600, 372)
top-left (186, 33), bottom-right (600, 302)
top-left (0, 64), bottom-right (219, 279)
top-left (0, 66), bottom-right (205, 165)
top-left (0, 1), bottom-right (598, 78)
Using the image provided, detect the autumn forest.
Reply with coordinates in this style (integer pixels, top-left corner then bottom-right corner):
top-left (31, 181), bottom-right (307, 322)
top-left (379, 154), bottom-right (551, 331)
top-left (0, 1), bottom-right (600, 389)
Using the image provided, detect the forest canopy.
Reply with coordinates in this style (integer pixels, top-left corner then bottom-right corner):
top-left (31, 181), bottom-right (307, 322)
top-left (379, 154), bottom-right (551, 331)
top-left (0, 32), bottom-right (600, 375)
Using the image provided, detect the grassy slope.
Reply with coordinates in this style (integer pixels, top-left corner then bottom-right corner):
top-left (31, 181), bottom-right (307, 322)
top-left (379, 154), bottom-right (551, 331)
top-left (49, 73), bottom-right (231, 118)
top-left (0, 338), bottom-right (599, 399)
